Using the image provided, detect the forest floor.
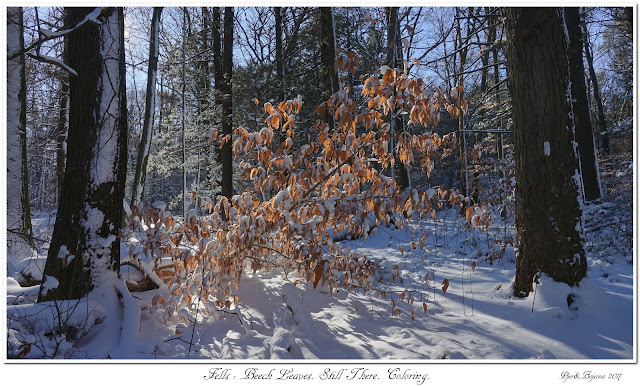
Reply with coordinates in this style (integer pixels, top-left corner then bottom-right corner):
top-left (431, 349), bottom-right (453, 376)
top-left (5, 129), bottom-right (635, 362)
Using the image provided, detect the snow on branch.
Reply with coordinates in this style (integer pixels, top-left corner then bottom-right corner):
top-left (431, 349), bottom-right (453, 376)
top-left (26, 52), bottom-right (78, 76)
top-left (8, 7), bottom-right (106, 62)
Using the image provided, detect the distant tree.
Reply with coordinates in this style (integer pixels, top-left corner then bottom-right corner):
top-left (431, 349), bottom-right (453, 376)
top-left (7, 7), bottom-right (36, 263)
top-left (503, 7), bottom-right (587, 297)
top-left (39, 7), bottom-right (128, 301)
top-left (565, 7), bottom-right (601, 202)
top-left (581, 11), bottom-right (608, 153)
top-left (385, 6), bottom-right (409, 190)
top-left (131, 7), bottom-right (163, 206)
top-left (221, 7), bottom-right (234, 200)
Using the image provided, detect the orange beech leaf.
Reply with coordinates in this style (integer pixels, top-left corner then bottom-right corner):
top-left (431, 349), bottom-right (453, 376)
top-left (442, 278), bottom-right (449, 294)
top-left (471, 262), bottom-right (477, 273)
top-left (466, 207), bottom-right (474, 221)
top-left (422, 302), bottom-right (428, 313)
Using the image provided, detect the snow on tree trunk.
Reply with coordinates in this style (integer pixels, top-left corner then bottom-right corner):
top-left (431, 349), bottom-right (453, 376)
top-left (6, 7), bottom-right (36, 267)
top-left (565, 7), bottom-right (602, 202)
top-left (131, 7), bottom-right (163, 206)
top-left (39, 7), bottom-right (128, 302)
top-left (503, 7), bottom-right (587, 297)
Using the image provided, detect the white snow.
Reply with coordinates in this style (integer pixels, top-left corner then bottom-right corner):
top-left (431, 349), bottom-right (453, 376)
top-left (40, 275), bottom-right (59, 295)
top-left (7, 205), bottom-right (633, 363)
top-left (91, 9), bottom-right (122, 188)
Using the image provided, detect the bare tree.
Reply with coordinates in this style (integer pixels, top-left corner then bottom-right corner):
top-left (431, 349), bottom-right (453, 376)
top-left (131, 7), bottom-right (163, 206)
top-left (565, 7), bottom-right (601, 202)
top-left (221, 7), bottom-right (234, 200)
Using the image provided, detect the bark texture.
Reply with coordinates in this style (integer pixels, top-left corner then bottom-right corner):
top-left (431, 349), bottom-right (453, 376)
top-left (40, 7), bottom-right (128, 301)
top-left (503, 7), bottom-right (587, 297)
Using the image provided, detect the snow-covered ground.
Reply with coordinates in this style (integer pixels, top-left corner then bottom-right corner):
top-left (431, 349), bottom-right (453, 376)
top-left (4, 138), bottom-right (636, 383)
top-left (6, 200), bottom-right (634, 359)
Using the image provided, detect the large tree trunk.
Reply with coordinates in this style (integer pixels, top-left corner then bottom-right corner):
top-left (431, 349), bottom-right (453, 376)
top-left (503, 7), bottom-right (587, 297)
top-left (565, 7), bottom-right (601, 202)
top-left (581, 15), bottom-right (609, 154)
top-left (6, 7), bottom-right (35, 263)
top-left (131, 7), bottom-right (162, 206)
top-left (39, 7), bottom-right (128, 301)
top-left (221, 7), bottom-right (234, 200)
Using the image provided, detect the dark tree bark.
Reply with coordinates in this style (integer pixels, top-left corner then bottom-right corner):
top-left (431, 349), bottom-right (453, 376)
top-left (221, 7), bottom-right (234, 200)
top-left (212, 7), bottom-right (223, 187)
top-left (503, 7), bottom-right (587, 297)
top-left (274, 7), bottom-right (285, 147)
top-left (581, 16), bottom-right (609, 153)
top-left (131, 7), bottom-right (163, 206)
top-left (319, 7), bottom-right (339, 100)
top-left (7, 7), bottom-right (35, 260)
top-left (39, 7), bottom-right (128, 301)
top-left (565, 7), bottom-right (601, 202)
top-left (274, 7), bottom-right (285, 103)
top-left (318, 7), bottom-right (338, 133)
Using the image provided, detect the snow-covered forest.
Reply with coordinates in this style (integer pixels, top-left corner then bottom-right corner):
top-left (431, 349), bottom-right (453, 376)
top-left (3, 5), bottom-right (636, 381)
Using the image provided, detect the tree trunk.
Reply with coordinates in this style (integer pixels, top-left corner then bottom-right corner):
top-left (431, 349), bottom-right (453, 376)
top-left (385, 6), bottom-right (410, 190)
top-left (39, 7), bottom-right (128, 301)
top-left (212, 7), bottom-right (223, 193)
top-left (6, 7), bottom-right (35, 262)
top-left (274, 7), bottom-right (285, 147)
top-left (503, 7), bottom-right (587, 297)
top-left (181, 7), bottom-right (188, 219)
top-left (455, 7), bottom-right (470, 197)
top-left (319, 7), bottom-right (339, 100)
top-left (131, 7), bottom-right (163, 206)
top-left (274, 7), bottom-right (285, 102)
top-left (565, 7), bottom-right (601, 202)
top-left (581, 15), bottom-right (608, 153)
top-left (489, 11), bottom-right (504, 159)
top-left (198, 7), bottom-right (212, 199)
top-left (55, 37), bottom-right (69, 201)
top-left (221, 7), bottom-right (234, 200)
top-left (318, 7), bottom-right (338, 132)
